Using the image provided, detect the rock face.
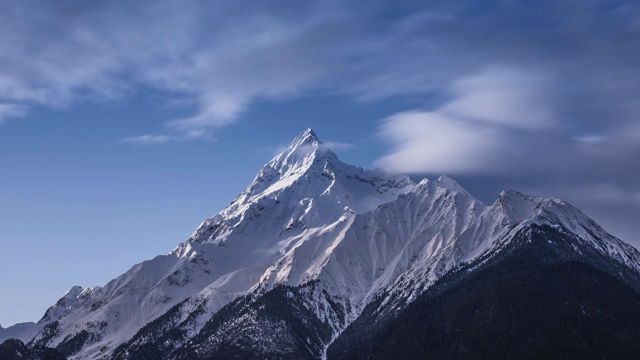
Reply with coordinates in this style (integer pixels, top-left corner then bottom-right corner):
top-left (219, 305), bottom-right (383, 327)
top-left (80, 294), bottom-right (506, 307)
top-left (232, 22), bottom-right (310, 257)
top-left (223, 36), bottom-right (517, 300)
top-left (13, 129), bottom-right (640, 359)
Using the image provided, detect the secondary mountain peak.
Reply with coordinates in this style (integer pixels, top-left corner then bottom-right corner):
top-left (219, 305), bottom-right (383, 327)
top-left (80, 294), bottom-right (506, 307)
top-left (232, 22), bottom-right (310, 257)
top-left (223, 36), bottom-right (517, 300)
top-left (435, 175), bottom-right (474, 198)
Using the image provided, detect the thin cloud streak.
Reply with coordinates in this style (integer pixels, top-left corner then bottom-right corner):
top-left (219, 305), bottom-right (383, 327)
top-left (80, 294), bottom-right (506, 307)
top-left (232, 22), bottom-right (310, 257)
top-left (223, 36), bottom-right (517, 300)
top-left (324, 141), bottom-right (356, 151)
top-left (119, 134), bottom-right (171, 145)
top-left (0, 103), bottom-right (27, 123)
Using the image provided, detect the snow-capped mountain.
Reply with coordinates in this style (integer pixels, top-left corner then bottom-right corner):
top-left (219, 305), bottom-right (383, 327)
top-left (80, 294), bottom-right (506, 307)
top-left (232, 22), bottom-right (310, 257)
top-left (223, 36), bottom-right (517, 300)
top-left (9, 129), bottom-right (640, 359)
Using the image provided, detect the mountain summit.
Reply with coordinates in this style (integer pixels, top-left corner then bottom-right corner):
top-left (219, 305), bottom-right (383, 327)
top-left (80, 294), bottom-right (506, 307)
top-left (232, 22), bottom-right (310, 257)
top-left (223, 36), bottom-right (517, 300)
top-left (261, 127), bottom-right (335, 178)
top-left (289, 127), bottom-right (322, 148)
top-left (4, 129), bottom-right (640, 360)
top-left (189, 129), bottom-right (413, 244)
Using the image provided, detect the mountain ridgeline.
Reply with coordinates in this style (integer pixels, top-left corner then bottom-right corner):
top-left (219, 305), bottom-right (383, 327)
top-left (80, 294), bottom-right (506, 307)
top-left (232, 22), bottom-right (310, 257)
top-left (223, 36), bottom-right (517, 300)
top-left (2, 129), bottom-right (640, 359)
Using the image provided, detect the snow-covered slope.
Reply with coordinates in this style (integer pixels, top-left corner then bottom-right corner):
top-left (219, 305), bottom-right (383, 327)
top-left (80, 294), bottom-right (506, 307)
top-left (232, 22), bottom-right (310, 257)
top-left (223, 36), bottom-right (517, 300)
top-left (27, 129), bottom-right (415, 358)
top-left (22, 129), bottom-right (640, 359)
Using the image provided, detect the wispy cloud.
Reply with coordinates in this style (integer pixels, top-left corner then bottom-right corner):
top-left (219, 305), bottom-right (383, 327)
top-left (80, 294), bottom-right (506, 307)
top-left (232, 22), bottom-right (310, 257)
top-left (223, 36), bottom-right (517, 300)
top-left (2, 1), bottom-right (640, 144)
top-left (119, 134), bottom-right (171, 145)
top-left (324, 141), bottom-right (356, 151)
top-left (441, 68), bottom-right (555, 130)
top-left (376, 68), bottom-right (552, 174)
top-left (376, 66), bottom-right (640, 180)
top-left (0, 103), bottom-right (27, 123)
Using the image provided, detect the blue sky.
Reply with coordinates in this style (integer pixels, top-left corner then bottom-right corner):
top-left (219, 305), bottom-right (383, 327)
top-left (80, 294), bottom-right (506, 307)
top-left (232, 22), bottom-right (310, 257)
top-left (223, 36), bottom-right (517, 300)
top-left (1, 0), bottom-right (639, 327)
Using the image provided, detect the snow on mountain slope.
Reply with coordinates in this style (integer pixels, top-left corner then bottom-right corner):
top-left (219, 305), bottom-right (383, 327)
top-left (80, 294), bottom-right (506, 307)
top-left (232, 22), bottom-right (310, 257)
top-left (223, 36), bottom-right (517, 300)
top-left (22, 129), bottom-right (640, 359)
top-left (495, 189), bottom-right (640, 272)
top-left (271, 176), bottom-right (640, 334)
top-left (26, 129), bottom-right (415, 358)
top-left (189, 128), bottom-right (414, 244)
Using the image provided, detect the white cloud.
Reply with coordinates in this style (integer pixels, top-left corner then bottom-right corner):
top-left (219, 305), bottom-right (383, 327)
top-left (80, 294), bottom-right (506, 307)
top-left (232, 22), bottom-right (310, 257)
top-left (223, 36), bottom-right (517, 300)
top-left (165, 92), bottom-right (247, 132)
top-left (119, 134), bottom-right (171, 145)
top-left (377, 66), bottom-right (640, 197)
top-left (0, 103), bottom-right (27, 123)
top-left (376, 111), bottom-right (510, 174)
top-left (441, 68), bottom-right (555, 130)
top-left (376, 68), bottom-right (553, 174)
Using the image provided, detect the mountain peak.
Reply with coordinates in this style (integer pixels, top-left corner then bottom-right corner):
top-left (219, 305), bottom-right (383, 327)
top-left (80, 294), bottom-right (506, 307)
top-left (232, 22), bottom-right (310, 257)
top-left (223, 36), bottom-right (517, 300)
top-left (266, 128), bottom-right (337, 176)
top-left (221, 129), bottom-right (343, 211)
top-left (288, 128), bottom-right (322, 149)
